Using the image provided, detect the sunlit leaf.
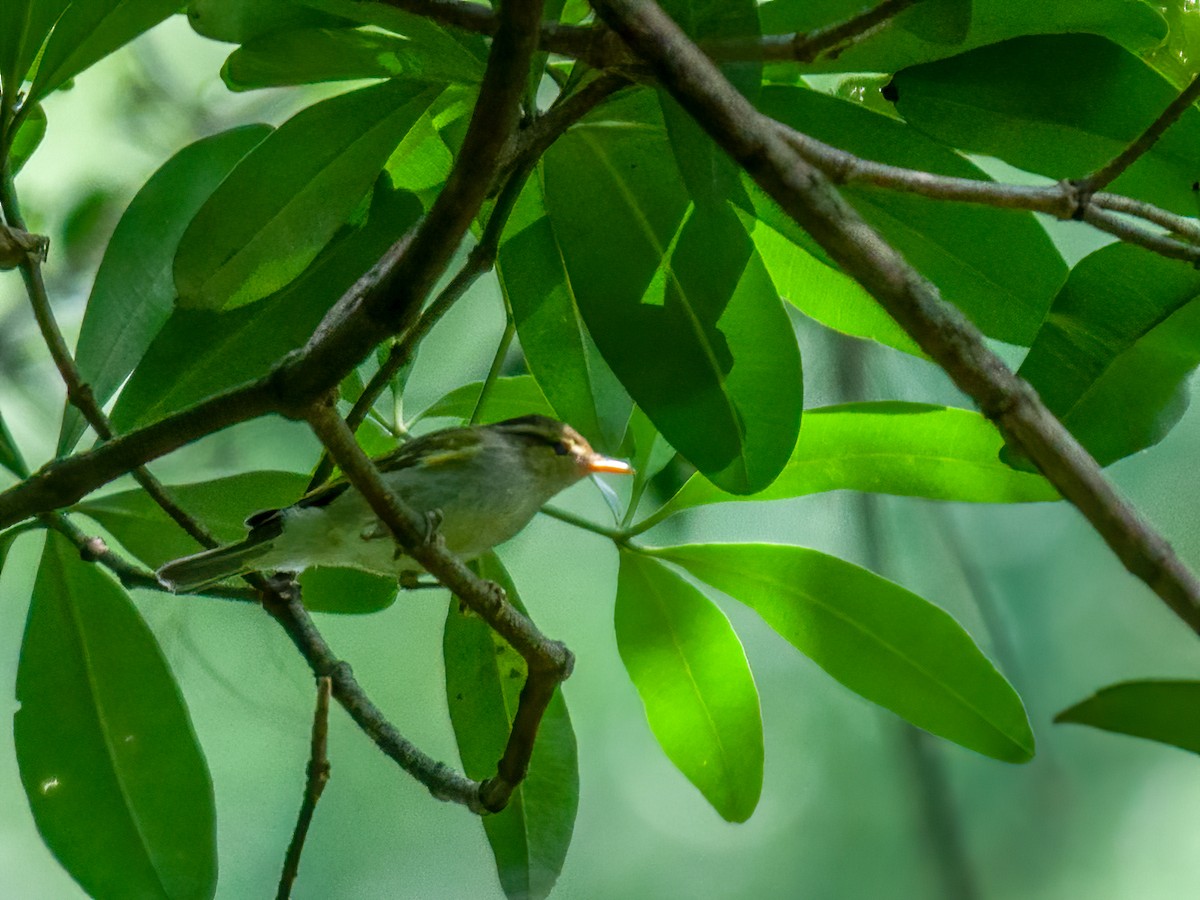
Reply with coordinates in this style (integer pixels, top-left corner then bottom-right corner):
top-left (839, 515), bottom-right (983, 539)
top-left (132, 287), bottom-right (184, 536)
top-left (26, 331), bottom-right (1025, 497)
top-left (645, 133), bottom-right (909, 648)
top-left (1055, 680), bottom-right (1200, 755)
top-left (892, 34), bottom-right (1200, 216)
top-left (1013, 243), bottom-right (1200, 467)
top-left (61, 125), bottom-right (270, 454)
top-left (616, 550), bottom-right (763, 821)
top-left (15, 532), bottom-right (216, 899)
top-left (174, 79), bottom-right (439, 310)
top-left (656, 543), bottom-right (1034, 762)
top-left (445, 554), bottom-right (578, 899)
top-left (639, 403), bottom-right (1055, 531)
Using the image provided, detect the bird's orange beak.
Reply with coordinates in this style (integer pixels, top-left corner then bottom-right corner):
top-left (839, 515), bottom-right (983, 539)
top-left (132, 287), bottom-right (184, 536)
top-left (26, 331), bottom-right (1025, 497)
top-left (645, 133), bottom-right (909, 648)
top-left (585, 454), bottom-right (634, 475)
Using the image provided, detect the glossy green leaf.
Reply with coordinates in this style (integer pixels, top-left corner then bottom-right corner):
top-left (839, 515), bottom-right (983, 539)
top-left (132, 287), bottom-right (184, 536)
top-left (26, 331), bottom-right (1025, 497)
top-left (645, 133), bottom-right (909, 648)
top-left (615, 550), bottom-right (763, 821)
top-left (9, 102), bottom-right (46, 175)
top-left (186, 0), bottom-right (349, 43)
top-left (1055, 680), bottom-right (1200, 755)
top-left (418, 376), bottom-right (557, 425)
top-left (640, 402), bottom-right (1056, 530)
top-left (29, 0), bottom-right (179, 100)
top-left (445, 554), bottom-right (578, 900)
top-left (174, 79), bottom-right (438, 310)
top-left (74, 472), bottom-right (395, 612)
top-left (498, 178), bottom-right (632, 452)
top-left (299, 0), bottom-right (488, 68)
top-left (892, 33), bottom-right (1200, 217)
top-left (222, 26), bottom-right (484, 92)
top-left (656, 543), bottom-right (1033, 762)
top-left (543, 91), bottom-right (802, 495)
top-left (0, 0), bottom-right (70, 91)
top-left (760, 85), bottom-right (1065, 345)
top-left (758, 0), bottom-right (1165, 75)
top-left (114, 182), bottom-right (421, 431)
top-left (15, 532), bottom-right (216, 899)
top-left (895, 0), bottom-right (971, 45)
top-left (1013, 243), bottom-right (1200, 467)
top-left (61, 125), bottom-right (270, 454)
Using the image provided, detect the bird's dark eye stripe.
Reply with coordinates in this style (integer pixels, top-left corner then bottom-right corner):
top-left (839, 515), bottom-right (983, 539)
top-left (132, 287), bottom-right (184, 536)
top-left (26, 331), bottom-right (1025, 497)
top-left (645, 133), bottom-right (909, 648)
top-left (553, 441), bottom-right (570, 456)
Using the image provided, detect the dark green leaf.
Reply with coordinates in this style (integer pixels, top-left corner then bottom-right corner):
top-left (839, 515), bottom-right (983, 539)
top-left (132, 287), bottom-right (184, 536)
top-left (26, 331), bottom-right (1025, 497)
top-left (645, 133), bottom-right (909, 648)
top-left (29, 0), bottom-right (179, 100)
top-left (114, 182), bottom-right (421, 431)
top-left (0, 0), bottom-right (70, 91)
top-left (9, 102), bottom-right (46, 175)
top-left (418, 376), bottom-right (557, 425)
top-left (543, 91), bottom-right (802, 494)
top-left (445, 554), bottom-right (578, 899)
top-left (640, 402), bottom-right (1055, 530)
top-left (1055, 680), bottom-right (1200, 755)
top-left (758, 0), bottom-right (1165, 75)
top-left (296, 567), bottom-right (396, 614)
top-left (222, 26), bottom-right (484, 92)
top-left (0, 406), bottom-right (28, 478)
top-left (174, 79), bottom-right (439, 310)
top-left (187, 0), bottom-right (349, 43)
top-left (656, 543), bottom-right (1033, 762)
top-left (893, 34), bottom-right (1200, 217)
top-left (1013, 243), bottom-right (1200, 467)
top-left (498, 178), bottom-right (631, 452)
top-left (299, 0), bottom-right (488, 68)
top-left (895, 0), bottom-right (971, 45)
top-left (759, 85), bottom-right (1065, 345)
top-left (61, 125), bottom-right (270, 454)
top-left (15, 532), bottom-right (216, 899)
top-left (615, 550), bottom-right (763, 821)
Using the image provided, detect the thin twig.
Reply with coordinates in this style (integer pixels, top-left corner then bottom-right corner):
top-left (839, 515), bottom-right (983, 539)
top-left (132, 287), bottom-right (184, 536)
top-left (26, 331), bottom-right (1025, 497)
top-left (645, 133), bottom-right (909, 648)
top-left (469, 320), bottom-right (516, 424)
top-left (590, 0), bottom-right (1200, 637)
top-left (721, 0), bottom-right (923, 63)
top-left (277, 676), bottom-right (333, 900)
top-left (1077, 73), bottom-right (1200, 195)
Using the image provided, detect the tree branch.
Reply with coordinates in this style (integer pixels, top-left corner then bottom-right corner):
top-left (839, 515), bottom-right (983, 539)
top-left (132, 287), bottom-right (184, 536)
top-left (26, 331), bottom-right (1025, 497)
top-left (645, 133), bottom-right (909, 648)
top-left (276, 676), bottom-right (332, 900)
top-left (589, 0), bottom-right (1200, 637)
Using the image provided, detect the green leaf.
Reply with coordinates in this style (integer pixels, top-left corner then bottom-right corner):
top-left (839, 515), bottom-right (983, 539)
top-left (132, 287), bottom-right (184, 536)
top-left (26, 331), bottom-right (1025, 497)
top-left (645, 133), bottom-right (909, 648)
top-left (222, 26), bottom-right (484, 92)
top-left (656, 543), bottom-right (1034, 762)
top-left (0, 523), bottom-right (36, 574)
top-left (758, 0), bottom-right (1166, 75)
top-left (445, 554), bottom-right (578, 900)
top-left (615, 550), bottom-right (763, 821)
top-left (15, 532), bottom-right (216, 899)
top-left (174, 79), bottom-right (439, 310)
top-left (74, 472), bottom-right (395, 612)
top-left (418, 375), bottom-right (557, 425)
top-left (0, 0), bottom-right (70, 91)
top-left (641, 402), bottom-right (1055, 530)
top-left (543, 91), bottom-right (803, 494)
top-left (1055, 680), bottom-right (1200, 755)
top-left (298, 0), bottom-right (488, 69)
top-left (0, 405), bottom-right (28, 478)
top-left (759, 85), bottom-right (1065, 345)
top-left (895, 0), bottom-right (971, 45)
top-left (498, 178), bottom-right (632, 451)
top-left (113, 181), bottom-right (422, 431)
top-left (186, 0), bottom-right (350, 43)
top-left (1013, 243), bottom-right (1200, 467)
top-left (9, 102), bottom-right (46, 175)
top-left (61, 125), bottom-right (270, 454)
top-left (28, 0), bottom-right (179, 101)
top-left (892, 33), bottom-right (1200, 217)
top-left (751, 210), bottom-right (925, 356)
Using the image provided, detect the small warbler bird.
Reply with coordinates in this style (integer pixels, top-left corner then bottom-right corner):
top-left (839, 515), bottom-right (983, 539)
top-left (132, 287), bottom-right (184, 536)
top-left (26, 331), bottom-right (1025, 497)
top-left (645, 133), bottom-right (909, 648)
top-left (156, 415), bottom-right (632, 593)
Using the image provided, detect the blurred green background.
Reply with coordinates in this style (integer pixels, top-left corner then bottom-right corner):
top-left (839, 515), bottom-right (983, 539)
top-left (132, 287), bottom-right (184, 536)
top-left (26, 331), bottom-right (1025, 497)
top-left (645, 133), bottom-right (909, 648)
top-left (2, 14), bottom-right (1200, 899)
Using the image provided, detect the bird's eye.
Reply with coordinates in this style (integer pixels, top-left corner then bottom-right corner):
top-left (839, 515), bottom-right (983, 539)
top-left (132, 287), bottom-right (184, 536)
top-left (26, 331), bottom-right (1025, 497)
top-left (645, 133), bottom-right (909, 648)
top-left (553, 440), bottom-right (570, 456)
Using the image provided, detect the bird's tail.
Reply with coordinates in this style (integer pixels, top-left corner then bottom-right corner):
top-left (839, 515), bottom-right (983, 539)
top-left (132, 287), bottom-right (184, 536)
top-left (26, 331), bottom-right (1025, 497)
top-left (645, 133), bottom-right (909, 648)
top-left (156, 537), bottom-right (274, 593)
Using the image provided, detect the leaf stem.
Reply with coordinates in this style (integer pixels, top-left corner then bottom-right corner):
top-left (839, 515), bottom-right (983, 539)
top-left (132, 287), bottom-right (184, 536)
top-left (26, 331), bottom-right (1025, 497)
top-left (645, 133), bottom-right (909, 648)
top-left (470, 319), bottom-right (517, 425)
top-left (540, 504), bottom-right (627, 541)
